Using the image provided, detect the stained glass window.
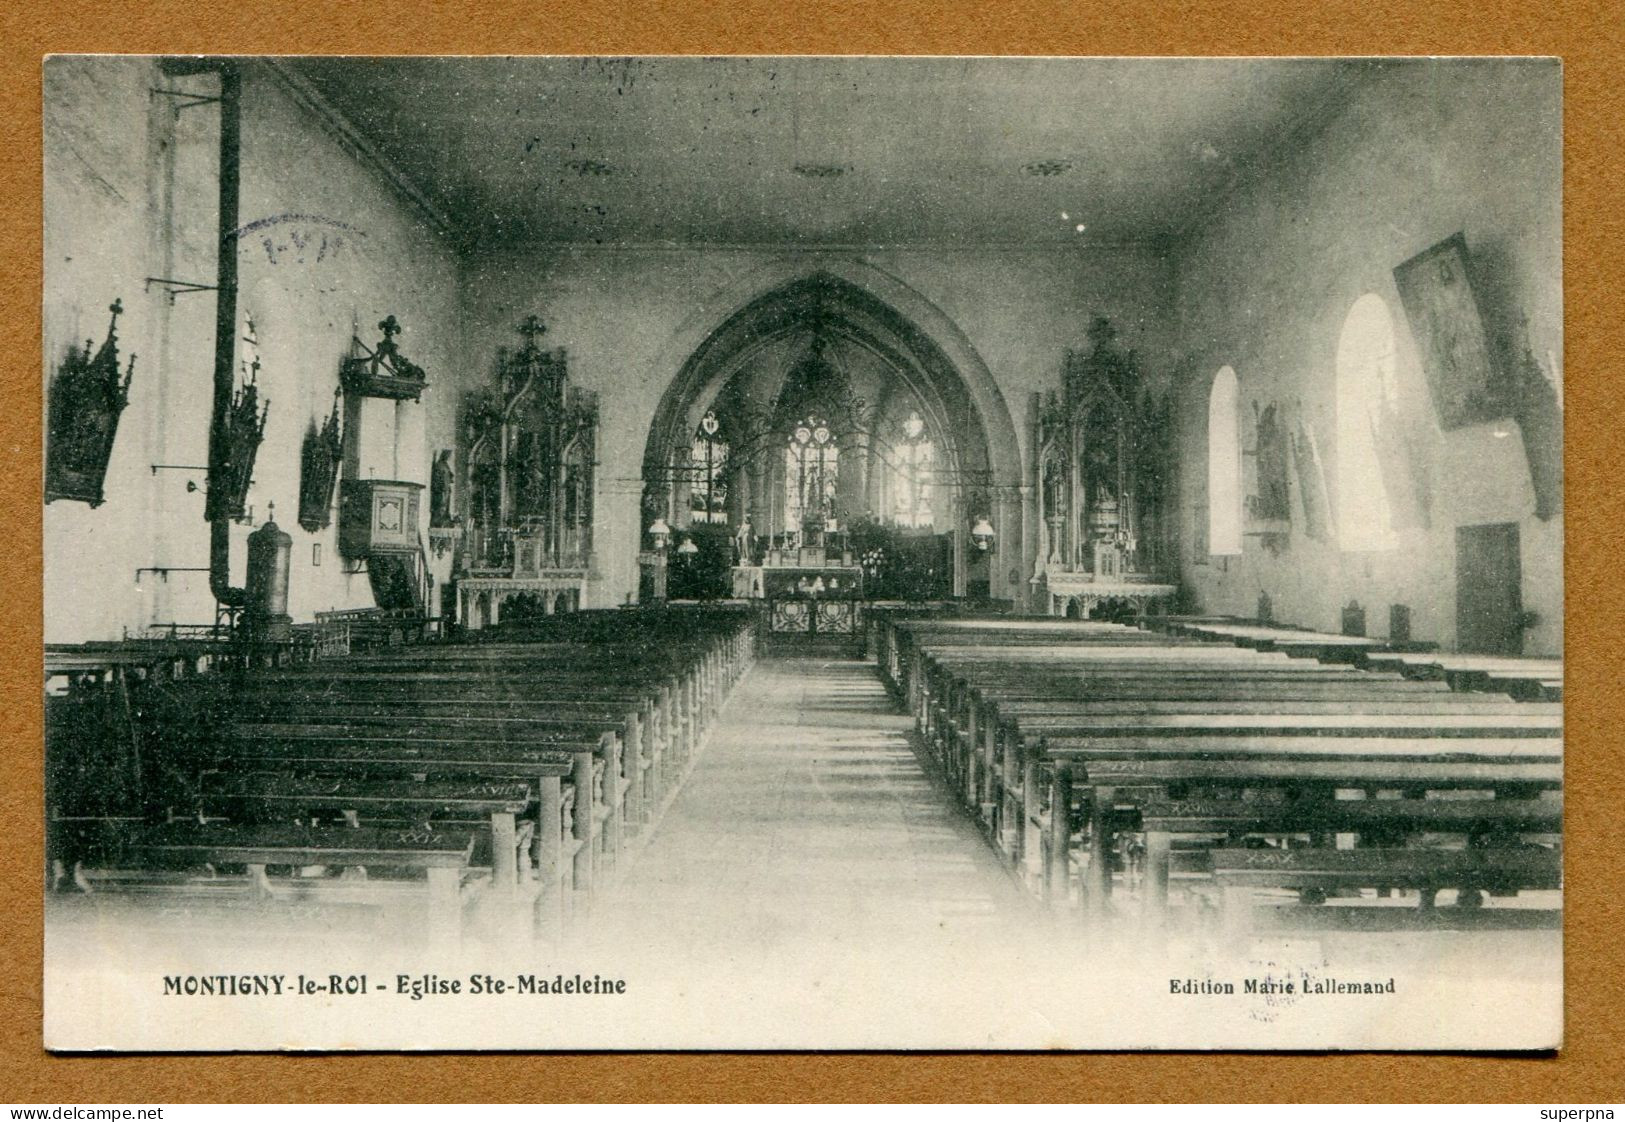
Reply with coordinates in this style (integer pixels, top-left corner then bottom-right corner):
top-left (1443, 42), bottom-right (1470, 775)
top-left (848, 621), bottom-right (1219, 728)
top-left (689, 410), bottom-right (729, 525)
top-left (892, 411), bottom-right (935, 528)
top-left (785, 417), bottom-right (838, 532)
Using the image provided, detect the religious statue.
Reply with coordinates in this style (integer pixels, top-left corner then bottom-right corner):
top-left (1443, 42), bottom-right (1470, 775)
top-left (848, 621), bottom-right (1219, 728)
top-left (430, 449), bottom-right (455, 528)
top-left (1042, 454), bottom-right (1066, 514)
top-left (734, 515), bottom-right (755, 566)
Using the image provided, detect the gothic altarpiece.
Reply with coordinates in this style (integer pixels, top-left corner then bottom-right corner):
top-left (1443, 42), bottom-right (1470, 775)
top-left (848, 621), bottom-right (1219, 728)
top-left (1033, 317), bottom-right (1178, 618)
top-left (448, 316), bottom-right (599, 629)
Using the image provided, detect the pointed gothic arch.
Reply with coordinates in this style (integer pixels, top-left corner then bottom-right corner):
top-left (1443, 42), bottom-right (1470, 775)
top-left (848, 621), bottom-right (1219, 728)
top-left (638, 260), bottom-right (1024, 603)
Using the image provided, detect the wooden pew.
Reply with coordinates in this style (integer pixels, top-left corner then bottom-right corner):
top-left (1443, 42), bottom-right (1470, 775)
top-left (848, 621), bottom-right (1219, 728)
top-left (232, 682), bottom-right (663, 839)
top-left (227, 611), bottom-right (755, 902)
top-left (214, 730), bottom-right (607, 902)
top-left (1209, 844), bottom-right (1563, 936)
top-left (979, 700), bottom-right (1558, 832)
top-left (58, 608), bottom-right (757, 938)
top-left (1142, 795), bottom-right (1562, 931)
top-left (908, 640), bottom-right (1402, 753)
top-left (121, 823), bottom-right (477, 943)
top-left (233, 691), bottom-right (674, 824)
top-left (960, 696), bottom-right (1560, 839)
top-left (201, 773), bottom-right (537, 898)
top-left (880, 615), bottom-right (1565, 940)
top-left (1045, 739), bottom-right (1562, 921)
top-left (922, 657), bottom-right (1464, 808)
top-left (209, 742), bottom-right (576, 906)
top-left (1362, 652), bottom-right (1563, 700)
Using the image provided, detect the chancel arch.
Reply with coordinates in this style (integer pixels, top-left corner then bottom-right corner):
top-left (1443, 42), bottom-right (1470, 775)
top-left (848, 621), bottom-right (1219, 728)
top-left (638, 267), bottom-right (1021, 607)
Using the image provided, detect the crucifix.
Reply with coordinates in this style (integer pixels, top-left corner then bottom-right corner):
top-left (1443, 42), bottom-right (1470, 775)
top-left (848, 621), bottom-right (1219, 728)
top-left (518, 314), bottom-right (547, 350)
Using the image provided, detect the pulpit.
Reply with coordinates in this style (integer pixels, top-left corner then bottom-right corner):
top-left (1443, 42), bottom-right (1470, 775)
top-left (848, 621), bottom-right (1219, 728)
top-left (338, 478), bottom-right (422, 558)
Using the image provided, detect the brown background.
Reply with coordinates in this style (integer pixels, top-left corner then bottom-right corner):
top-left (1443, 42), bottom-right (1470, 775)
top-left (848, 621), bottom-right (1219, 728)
top-left (3, 0), bottom-right (1621, 1102)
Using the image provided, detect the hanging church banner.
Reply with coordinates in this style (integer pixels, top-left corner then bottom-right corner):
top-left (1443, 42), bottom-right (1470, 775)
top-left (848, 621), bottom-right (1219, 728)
top-left (297, 391), bottom-right (343, 532)
top-left (1393, 233), bottom-right (1511, 431)
top-left (1246, 400), bottom-right (1292, 552)
top-left (45, 299), bottom-right (136, 508)
top-left (1511, 343), bottom-right (1564, 520)
top-left (1289, 404), bottom-right (1333, 542)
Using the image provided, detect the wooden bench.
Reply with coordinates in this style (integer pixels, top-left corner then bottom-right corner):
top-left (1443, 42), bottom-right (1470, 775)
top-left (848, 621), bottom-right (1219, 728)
top-left (229, 701), bottom-right (647, 842)
top-left (202, 773), bottom-right (537, 897)
top-left (952, 695), bottom-right (1560, 834)
top-left (120, 822), bottom-right (477, 942)
top-left (48, 610), bottom-right (758, 942)
top-left (1209, 844), bottom-right (1563, 935)
top-left (234, 692), bottom-right (675, 824)
top-left (928, 667), bottom-right (1473, 824)
top-left (913, 647), bottom-right (1441, 760)
top-left (1138, 793), bottom-right (1563, 928)
top-left (881, 614), bottom-right (1565, 942)
top-left (211, 737), bottom-right (597, 902)
top-left (1050, 747), bottom-right (1562, 918)
top-left (1362, 652), bottom-right (1563, 700)
top-left (998, 711), bottom-right (1559, 858)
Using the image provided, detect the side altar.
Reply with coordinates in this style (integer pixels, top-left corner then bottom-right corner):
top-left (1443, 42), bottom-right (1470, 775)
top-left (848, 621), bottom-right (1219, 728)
top-left (1032, 318), bottom-right (1178, 619)
top-left (447, 316), bottom-right (599, 629)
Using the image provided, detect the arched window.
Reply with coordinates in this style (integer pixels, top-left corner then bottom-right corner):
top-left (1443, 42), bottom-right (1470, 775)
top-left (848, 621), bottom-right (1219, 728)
top-left (688, 410), bottom-right (729, 525)
top-left (1207, 365), bottom-right (1242, 556)
top-left (785, 417), bottom-right (839, 532)
top-left (891, 411), bottom-right (935, 528)
top-left (1336, 294), bottom-right (1398, 551)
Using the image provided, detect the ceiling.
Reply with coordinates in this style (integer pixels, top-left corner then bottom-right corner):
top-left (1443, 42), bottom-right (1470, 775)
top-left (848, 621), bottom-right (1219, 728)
top-left (286, 56), bottom-right (1375, 250)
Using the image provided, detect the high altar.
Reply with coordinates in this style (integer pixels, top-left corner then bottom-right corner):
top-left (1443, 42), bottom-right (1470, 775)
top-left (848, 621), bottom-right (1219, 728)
top-left (447, 316), bottom-right (599, 628)
top-left (733, 544), bottom-right (865, 636)
top-left (1032, 318), bottom-right (1178, 618)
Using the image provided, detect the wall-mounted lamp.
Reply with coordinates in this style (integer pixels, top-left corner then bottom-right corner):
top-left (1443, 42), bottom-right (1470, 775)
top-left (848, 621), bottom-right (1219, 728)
top-left (676, 535), bottom-right (699, 556)
top-left (649, 516), bottom-right (671, 551)
top-left (971, 515), bottom-right (996, 552)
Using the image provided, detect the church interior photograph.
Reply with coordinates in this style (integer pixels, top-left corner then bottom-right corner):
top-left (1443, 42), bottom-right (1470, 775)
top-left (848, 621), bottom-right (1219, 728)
top-left (41, 56), bottom-right (1562, 1051)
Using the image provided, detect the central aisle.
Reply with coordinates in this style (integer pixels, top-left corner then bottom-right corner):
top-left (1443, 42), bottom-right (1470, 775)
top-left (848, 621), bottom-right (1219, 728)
top-left (588, 657), bottom-right (1041, 949)
top-left (570, 656), bottom-right (1084, 1047)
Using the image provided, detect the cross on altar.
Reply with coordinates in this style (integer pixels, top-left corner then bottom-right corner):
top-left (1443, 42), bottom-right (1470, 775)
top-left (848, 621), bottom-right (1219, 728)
top-left (518, 314), bottom-right (547, 348)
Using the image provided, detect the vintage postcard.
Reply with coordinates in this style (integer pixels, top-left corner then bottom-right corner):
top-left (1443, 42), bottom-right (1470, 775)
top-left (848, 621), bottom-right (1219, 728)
top-left (42, 55), bottom-right (1562, 1051)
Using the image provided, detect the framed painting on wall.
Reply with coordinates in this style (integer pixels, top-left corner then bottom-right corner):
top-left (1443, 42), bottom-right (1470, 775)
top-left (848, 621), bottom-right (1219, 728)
top-left (1392, 232), bottom-right (1512, 430)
